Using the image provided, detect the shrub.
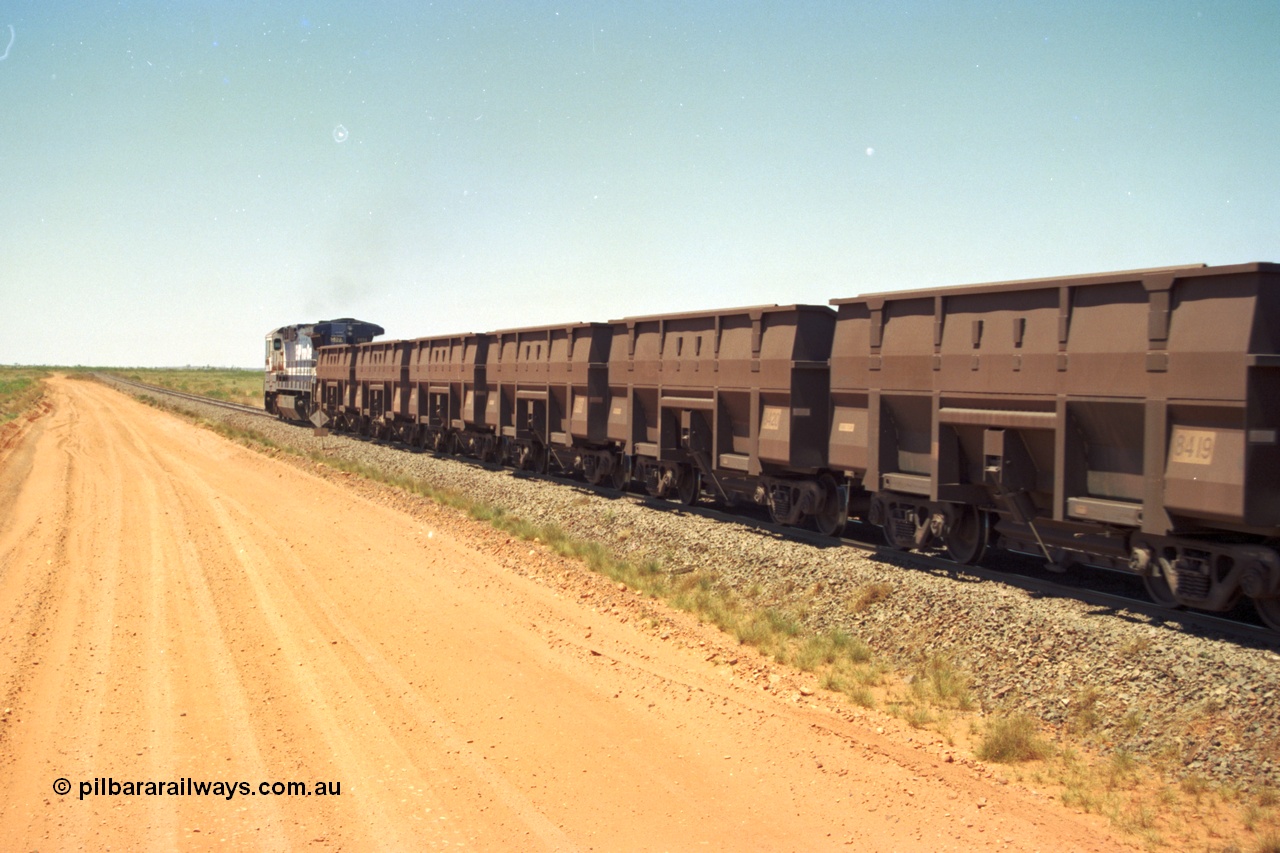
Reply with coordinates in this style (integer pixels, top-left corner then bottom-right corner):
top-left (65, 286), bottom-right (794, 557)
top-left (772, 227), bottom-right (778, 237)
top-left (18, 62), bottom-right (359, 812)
top-left (978, 714), bottom-right (1051, 763)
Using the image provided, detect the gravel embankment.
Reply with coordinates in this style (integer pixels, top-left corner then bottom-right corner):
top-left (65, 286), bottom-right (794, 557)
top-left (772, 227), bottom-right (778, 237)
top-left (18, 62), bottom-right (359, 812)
top-left (111, 380), bottom-right (1280, 792)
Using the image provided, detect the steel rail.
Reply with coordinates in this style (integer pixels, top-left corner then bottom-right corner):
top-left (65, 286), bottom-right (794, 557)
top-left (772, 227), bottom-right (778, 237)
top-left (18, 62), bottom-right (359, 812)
top-left (95, 374), bottom-right (270, 418)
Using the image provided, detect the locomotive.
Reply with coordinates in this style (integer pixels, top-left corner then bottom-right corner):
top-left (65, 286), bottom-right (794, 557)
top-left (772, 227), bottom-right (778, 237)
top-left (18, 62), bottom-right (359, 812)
top-left (268, 262), bottom-right (1280, 632)
top-left (264, 318), bottom-right (383, 422)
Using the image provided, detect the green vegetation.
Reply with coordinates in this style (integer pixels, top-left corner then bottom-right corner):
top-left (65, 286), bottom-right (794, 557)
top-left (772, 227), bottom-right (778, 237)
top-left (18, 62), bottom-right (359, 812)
top-left (913, 653), bottom-right (975, 710)
top-left (0, 367), bottom-right (51, 423)
top-left (102, 367), bottom-right (263, 408)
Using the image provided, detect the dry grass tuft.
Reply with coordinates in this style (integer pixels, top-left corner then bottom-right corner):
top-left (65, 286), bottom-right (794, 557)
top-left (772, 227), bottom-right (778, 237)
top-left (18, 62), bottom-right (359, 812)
top-left (1255, 832), bottom-right (1280, 853)
top-left (849, 581), bottom-right (893, 612)
top-left (977, 714), bottom-right (1052, 763)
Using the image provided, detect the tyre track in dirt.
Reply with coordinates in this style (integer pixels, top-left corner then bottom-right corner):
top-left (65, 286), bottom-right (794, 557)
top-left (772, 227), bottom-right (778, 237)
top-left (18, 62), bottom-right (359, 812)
top-left (112, 387), bottom-right (558, 848)
top-left (114, 402), bottom-right (293, 852)
top-left (1, 380), bottom-right (126, 845)
top-left (0, 377), bottom-right (1139, 851)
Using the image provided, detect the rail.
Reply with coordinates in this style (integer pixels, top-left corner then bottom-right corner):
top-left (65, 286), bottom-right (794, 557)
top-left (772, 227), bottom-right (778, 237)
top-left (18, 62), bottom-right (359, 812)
top-left (95, 374), bottom-right (270, 419)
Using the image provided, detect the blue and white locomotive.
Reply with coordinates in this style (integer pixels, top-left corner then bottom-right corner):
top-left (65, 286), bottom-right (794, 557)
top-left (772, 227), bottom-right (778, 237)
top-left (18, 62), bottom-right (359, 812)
top-left (264, 318), bottom-right (383, 422)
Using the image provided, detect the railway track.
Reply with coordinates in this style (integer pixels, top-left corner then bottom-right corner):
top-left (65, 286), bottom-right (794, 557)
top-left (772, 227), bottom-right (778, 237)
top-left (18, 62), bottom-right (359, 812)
top-left (850, 535), bottom-right (1280, 648)
top-left (494, 460), bottom-right (1279, 647)
top-left (635, 490), bottom-right (1279, 648)
top-left (95, 374), bottom-right (270, 418)
top-left (103, 375), bottom-right (1278, 647)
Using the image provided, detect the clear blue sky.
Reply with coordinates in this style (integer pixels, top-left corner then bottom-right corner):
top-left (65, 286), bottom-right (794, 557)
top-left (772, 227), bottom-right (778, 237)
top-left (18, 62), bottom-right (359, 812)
top-left (2, 2), bottom-right (1277, 366)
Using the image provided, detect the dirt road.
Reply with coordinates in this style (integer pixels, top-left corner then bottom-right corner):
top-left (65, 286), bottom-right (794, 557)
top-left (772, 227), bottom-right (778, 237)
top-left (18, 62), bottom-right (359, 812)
top-left (0, 377), bottom-right (1134, 851)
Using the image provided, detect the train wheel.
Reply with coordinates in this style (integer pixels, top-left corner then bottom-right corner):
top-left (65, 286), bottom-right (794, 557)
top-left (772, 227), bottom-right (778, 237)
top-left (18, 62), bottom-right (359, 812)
top-left (645, 465), bottom-right (670, 499)
top-left (810, 474), bottom-right (847, 537)
top-left (676, 469), bottom-right (700, 506)
top-left (1252, 597), bottom-right (1280, 633)
top-left (585, 456), bottom-right (606, 487)
top-left (610, 456), bottom-right (630, 491)
top-left (944, 506), bottom-right (989, 565)
top-left (525, 445), bottom-right (548, 474)
top-left (1143, 558), bottom-right (1183, 609)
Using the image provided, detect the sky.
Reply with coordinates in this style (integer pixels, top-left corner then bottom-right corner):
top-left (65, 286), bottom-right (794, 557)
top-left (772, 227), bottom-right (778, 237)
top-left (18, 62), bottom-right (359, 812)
top-left (1, 1), bottom-right (1277, 367)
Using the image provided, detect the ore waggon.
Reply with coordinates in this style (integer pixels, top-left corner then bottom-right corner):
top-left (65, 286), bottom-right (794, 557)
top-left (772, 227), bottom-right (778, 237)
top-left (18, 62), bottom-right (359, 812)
top-left (828, 262), bottom-right (1280, 633)
top-left (272, 262), bottom-right (1280, 632)
top-left (612, 304), bottom-right (845, 534)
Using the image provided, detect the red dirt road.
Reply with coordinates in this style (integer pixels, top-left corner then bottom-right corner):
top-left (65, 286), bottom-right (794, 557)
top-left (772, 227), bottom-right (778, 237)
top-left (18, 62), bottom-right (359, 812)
top-left (0, 378), bottom-right (1135, 851)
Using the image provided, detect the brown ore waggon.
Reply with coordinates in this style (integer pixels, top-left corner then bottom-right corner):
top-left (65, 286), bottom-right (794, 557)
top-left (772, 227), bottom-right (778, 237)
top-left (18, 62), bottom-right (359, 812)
top-left (293, 261), bottom-right (1280, 632)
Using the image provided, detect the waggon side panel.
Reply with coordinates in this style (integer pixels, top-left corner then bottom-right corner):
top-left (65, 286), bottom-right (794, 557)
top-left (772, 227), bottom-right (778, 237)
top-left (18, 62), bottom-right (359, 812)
top-left (608, 305), bottom-right (835, 476)
top-left (482, 323), bottom-right (615, 448)
top-left (406, 334), bottom-right (487, 429)
top-left (830, 263), bottom-right (1280, 537)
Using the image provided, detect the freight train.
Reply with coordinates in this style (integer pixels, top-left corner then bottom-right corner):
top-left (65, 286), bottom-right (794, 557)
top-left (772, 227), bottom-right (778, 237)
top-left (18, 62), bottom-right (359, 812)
top-left (265, 262), bottom-right (1280, 632)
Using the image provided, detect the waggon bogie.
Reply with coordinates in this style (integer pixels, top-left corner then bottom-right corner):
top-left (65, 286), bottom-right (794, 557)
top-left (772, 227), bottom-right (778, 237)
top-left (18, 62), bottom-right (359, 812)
top-left (1129, 536), bottom-right (1280, 616)
top-left (576, 447), bottom-right (616, 486)
top-left (759, 475), bottom-right (846, 535)
top-left (869, 493), bottom-right (990, 563)
top-left (633, 458), bottom-right (701, 505)
top-left (1256, 596), bottom-right (1280, 633)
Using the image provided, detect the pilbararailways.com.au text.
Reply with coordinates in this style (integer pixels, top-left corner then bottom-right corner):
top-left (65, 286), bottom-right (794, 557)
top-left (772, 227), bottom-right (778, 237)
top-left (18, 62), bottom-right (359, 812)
top-left (56, 777), bottom-right (341, 801)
